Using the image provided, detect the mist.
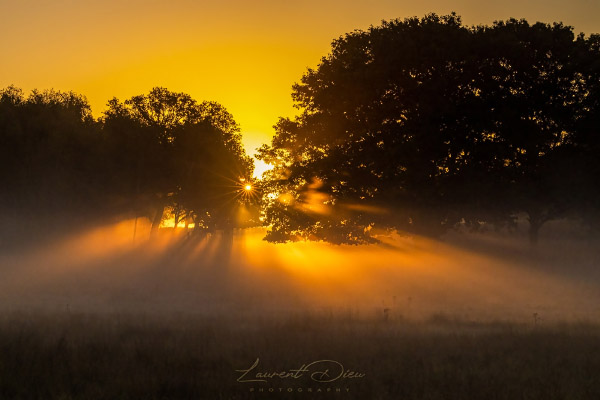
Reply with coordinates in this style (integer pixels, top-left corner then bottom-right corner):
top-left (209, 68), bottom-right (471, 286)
top-left (2, 218), bottom-right (599, 325)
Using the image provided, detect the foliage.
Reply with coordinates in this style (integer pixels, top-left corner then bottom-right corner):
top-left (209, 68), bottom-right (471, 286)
top-left (0, 87), bottom-right (100, 219)
top-left (101, 87), bottom-right (254, 232)
top-left (0, 86), bottom-right (255, 237)
top-left (258, 14), bottom-right (600, 243)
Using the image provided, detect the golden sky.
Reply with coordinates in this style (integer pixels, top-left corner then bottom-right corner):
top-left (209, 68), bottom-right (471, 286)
top-left (1, 0), bottom-right (599, 168)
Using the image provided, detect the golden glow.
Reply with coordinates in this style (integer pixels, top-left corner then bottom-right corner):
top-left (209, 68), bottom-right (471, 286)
top-left (231, 227), bottom-right (596, 321)
top-left (1, 219), bottom-right (598, 323)
top-left (2, 1), bottom-right (597, 175)
top-left (2, 3), bottom-right (599, 324)
top-left (160, 217), bottom-right (189, 229)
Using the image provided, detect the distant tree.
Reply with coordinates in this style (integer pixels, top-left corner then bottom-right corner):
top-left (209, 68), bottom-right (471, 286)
top-left (101, 87), bottom-right (254, 234)
top-left (0, 85), bottom-right (255, 246)
top-left (258, 14), bottom-right (596, 244)
top-left (0, 86), bottom-right (100, 226)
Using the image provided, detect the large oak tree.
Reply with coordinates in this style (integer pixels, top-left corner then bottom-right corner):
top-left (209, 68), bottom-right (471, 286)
top-left (258, 14), bottom-right (599, 244)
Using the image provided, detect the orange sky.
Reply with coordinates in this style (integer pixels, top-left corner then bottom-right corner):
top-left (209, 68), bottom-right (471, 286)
top-left (1, 0), bottom-right (599, 174)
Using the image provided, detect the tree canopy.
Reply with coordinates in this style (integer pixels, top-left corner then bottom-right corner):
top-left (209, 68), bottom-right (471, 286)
top-left (258, 14), bottom-right (600, 244)
top-left (0, 87), bottom-right (100, 221)
top-left (1, 14), bottom-right (599, 246)
top-left (101, 87), bottom-right (255, 233)
top-left (0, 86), bottom-right (256, 243)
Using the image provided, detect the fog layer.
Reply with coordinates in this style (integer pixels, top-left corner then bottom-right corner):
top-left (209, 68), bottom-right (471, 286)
top-left (1, 220), bottom-right (598, 323)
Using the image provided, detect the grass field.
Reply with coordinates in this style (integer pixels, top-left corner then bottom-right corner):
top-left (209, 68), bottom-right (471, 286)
top-left (1, 222), bottom-right (600, 399)
top-left (1, 311), bottom-right (600, 399)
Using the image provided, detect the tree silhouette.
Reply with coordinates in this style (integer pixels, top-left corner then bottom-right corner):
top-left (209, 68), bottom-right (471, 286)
top-left (0, 87), bottom-right (100, 227)
top-left (569, 33), bottom-right (600, 233)
top-left (0, 86), bottom-right (254, 245)
top-left (471, 19), bottom-right (593, 244)
top-left (258, 14), bottom-right (598, 244)
top-left (101, 87), bottom-right (253, 234)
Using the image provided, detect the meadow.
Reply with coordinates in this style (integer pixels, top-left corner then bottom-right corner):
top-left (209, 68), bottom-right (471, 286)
top-left (2, 311), bottom-right (600, 399)
top-left (1, 220), bottom-right (599, 399)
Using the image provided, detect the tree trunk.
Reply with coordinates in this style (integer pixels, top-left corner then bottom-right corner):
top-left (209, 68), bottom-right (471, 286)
top-left (527, 212), bottom-right (546, 246)
top-left (173, 207), bottom-right (181, 230)
top-left (150, 200), bottom-right (165, 235)
top-left (133, 216), bottom-right (138, 243)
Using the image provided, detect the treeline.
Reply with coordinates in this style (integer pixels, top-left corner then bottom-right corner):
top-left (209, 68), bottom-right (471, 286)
top-left (0, 86), bottom-right (256, 241)
top-left (258, 14), bottom-right (600, 244)
top-left (2, 14), bottom-right (599, 246)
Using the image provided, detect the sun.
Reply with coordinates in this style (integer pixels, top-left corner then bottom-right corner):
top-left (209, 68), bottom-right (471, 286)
top-left (234, 178), bottom-right (259, 203)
